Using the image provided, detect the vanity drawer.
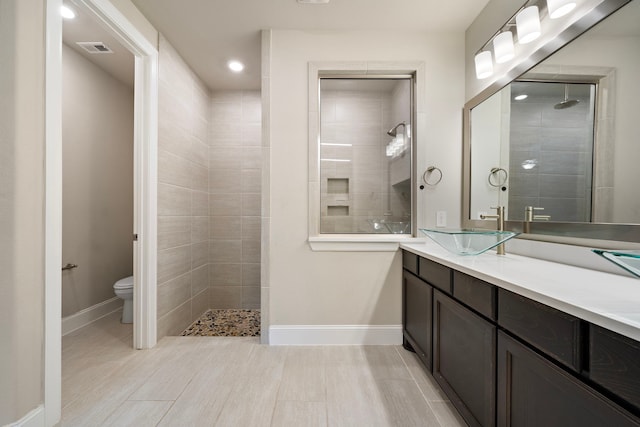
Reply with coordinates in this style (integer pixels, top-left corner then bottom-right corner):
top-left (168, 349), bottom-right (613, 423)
top-left (498, 289), bottom-right (582, 371)
top-left (453, 271), bottom-right (496, 321)
top-left (402, 250), bottom-right (418, 275)
top-left (418, 257), bottom-right (452, 294)
top-left (590, 324), bottom-right (640, 410)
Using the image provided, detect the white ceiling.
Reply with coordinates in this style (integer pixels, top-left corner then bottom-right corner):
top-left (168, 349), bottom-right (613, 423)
top-left (62, 2), bottom-right (134, 87)
top-left (130, 0), bottom-right (491, 91)
top-left (63, 0), bottom-right (638, 93)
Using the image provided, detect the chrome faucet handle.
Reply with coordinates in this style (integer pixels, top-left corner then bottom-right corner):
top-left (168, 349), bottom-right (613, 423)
top-left (525, 206), bottom-right (544, 222)
top-left (480, 206), bottom-right (505, 232)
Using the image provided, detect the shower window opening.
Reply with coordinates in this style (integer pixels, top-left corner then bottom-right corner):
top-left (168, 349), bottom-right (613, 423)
top-left (318, 75), bottom-right (415, 235)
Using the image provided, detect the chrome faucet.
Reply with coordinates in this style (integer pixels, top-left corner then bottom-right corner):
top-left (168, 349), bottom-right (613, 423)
top-left (480, 206), bottom-right (506, 255)
top-left (524, 206), bottom-right (550, 222)
top-left (524, 206), bottom-right (550, 233)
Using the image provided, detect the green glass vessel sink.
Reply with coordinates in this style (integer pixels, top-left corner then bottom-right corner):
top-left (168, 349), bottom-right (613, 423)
top-left (420, 228), bottom-right (520, 256)
top-left (592, 249), bottom-right (640, 278)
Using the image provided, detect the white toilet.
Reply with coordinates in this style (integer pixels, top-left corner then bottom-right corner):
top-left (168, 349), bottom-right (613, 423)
top-left (113, 276), bottom-right (133, 324)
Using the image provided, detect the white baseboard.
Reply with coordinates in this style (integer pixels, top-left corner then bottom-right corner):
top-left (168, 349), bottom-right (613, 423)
top-left (62, 297), bottom-right (123, 336)
top-left (8, 405), bottom-right (44, 427)
top-left (269, 324), bottom-right (403, 346)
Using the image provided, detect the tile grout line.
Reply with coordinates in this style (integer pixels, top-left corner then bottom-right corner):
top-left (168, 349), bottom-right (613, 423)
top-left (394, 346), bottom-right (446, 427)
top-left (268, 346), bottom-right (287, 427)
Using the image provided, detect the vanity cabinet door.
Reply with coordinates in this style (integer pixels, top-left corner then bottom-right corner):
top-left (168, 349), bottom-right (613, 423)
top-left (498, 289), bottom-right (582, 372)
top-left (403, 270), bottom-right (432, 370)
top-left (453, 271), bottom-right (496, 320)
top-left (402, 250), bottom-right (418, 275)
top-left (497, 331), bottom-right (640, 427)
top-left (433, 290), bottom-right (496, 427)
top-left (590, 324), bottom-right (640, 411)
top-left (418, 257), bottom-right (452, 294)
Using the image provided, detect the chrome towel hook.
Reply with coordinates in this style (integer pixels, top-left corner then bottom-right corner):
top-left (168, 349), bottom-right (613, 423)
top-left (488, 167), bottom-right (508, 187)
top-left (423, 166), bottom-right (443, 186)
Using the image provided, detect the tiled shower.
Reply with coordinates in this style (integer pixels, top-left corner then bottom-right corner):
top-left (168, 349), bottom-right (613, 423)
top-left (209, 91), bottom-right (262, 310)
top-left (156, 36), bottom-right (261, 339)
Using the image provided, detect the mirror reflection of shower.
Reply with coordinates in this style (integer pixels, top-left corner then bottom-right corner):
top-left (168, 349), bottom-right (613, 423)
top-left (508, 81), bottom-right (596, 222)
top-left (554, 84), bottom-right (580, 109)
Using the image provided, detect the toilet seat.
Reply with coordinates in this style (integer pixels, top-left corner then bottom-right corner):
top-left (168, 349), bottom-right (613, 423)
top-left (114, 275), bottom-right (133, 290)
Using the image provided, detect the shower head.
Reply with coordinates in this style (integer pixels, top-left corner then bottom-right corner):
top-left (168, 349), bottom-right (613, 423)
top-left (387, 122), bottom-right (406, 137)
top-left (554, 84), bottom-right (579, 110)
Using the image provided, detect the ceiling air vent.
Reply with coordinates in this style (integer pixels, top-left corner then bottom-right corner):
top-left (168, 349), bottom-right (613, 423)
top-left (76, 42), bottom-right (113, 54)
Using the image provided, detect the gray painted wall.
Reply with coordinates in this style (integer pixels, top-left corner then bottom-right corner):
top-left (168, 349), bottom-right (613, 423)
top-left (61, 43), bottom-right (134, 318)
top-left (0, 0), bottom-right (45, 422)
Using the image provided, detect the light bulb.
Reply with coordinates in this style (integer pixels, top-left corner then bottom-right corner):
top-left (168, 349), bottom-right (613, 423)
top-left (474, 51), bottom-right (494, 79)
top-left (61, 5), bottom-right (75, 19)
top-left (547, 0), bottom-right (576, 19)
top-left (228, 60), bottom-right (244, 72)
top-left (493, 31), bottom-right (515, 64)
top-left (516, 6), bottom-right (541, 44)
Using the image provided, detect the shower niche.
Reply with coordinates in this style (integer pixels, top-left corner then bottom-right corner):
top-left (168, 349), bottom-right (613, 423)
top-left (318, 76), bottom-right (413, 234)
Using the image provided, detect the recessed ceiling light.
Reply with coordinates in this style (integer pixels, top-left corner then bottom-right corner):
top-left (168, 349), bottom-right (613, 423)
top-left (61, 5), bottom-right (76, 19)
top-left (514, 94), bottom-right (528, 101)
top-left (297, 0), bottom-right (330, 4)
top-left (228, 60), bottom-right (244, 73)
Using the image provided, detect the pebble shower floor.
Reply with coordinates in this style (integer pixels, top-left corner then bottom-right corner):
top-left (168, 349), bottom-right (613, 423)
top-left (181, 309), bottom-right (260, 337)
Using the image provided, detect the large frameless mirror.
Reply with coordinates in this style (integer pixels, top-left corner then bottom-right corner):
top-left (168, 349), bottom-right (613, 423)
top-left (463, 0), bottom-right (640, 244)
top-left (319, 76), bottom-right (414, 234)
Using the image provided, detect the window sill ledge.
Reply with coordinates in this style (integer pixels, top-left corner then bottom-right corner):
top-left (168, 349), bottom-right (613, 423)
top-left (308, 235), bottom-right (426, 252)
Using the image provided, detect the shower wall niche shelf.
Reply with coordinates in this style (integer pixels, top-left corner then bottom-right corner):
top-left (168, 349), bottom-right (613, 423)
top-left (327, 178), bottom-right (349, 194)
top-left (327, 206), bottom-right (349, 216)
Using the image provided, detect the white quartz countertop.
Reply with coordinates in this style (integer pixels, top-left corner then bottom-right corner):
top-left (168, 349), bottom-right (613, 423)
top-left (401, 241), bottom-right (640, 342)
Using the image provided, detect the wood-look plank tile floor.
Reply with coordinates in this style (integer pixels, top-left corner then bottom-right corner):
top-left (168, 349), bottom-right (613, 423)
top-left (61, 311), bottom-right (466, 426)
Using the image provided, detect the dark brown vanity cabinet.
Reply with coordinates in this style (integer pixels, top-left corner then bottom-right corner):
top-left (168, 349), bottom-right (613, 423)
top-left (400, 250), bottom-right (640, 426)
top-left (433, 290), bottom-right (496, 427)
top-left (497, 331), bottom-right (640, 427)
top-left (590, 324), bottom-right (640, 411)
top-left (498, 289), bottom-right (582, 372)
top-left (419, 256), bottom-right (452, 294)
top-left (402, 270), bottom-right (433, 370)
top-left (453, 271), bottom-right (496, 321)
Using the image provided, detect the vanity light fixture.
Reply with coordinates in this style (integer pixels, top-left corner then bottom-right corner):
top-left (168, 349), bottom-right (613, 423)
top-left (493, 31), bottom-right (515, 64)
top-left (228, 60), bottom-right (244, 72)
top-left (547, 0), bottom-right (576, 19)
top-left (320, 143), bottom-right (352, 147)
top-left (473, 0), bottom-right (578, 80)
top-left (474, 51), bottom-right (494, 79)
top-left (61, 5), bottom-right (76, 19)
top-left (320, 158), bottom-right (351, 162)
top-left (514, 94), bottom-right (528, 100)
top-left (516, 6), bottom-right (541, 44)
